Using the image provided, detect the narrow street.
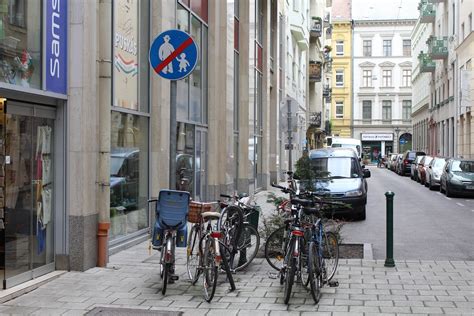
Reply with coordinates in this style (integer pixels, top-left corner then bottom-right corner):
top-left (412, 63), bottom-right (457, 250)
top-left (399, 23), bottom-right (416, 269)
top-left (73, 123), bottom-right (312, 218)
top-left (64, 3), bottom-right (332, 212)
top-left (342, 166), bottom-right (474, 261)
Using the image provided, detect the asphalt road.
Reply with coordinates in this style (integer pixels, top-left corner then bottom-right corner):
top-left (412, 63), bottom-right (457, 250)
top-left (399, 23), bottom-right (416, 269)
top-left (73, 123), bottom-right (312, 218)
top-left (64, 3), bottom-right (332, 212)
top-left (341, 165), bottom-right (474, 261)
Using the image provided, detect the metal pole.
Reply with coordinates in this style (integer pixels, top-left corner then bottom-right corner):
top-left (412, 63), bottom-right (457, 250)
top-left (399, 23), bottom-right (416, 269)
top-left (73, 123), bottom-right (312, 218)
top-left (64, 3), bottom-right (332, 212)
top-left (287, 99), bottom-right (292, 172)
top-left (170, 81), bottom-right (177, 190)
top-left (384, 191), bottom-right (395, 267)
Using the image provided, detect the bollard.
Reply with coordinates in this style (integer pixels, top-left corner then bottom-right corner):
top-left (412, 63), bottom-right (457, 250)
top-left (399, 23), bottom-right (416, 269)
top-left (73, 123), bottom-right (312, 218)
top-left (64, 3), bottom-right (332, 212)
top-left (384, 191), bottom-right (395, 267)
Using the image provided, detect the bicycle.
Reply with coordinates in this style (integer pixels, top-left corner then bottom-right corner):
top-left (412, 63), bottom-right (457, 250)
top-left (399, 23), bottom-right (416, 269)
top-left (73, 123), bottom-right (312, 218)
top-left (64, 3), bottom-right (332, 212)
top-left (149, 190), bottom-right (190, 295)
top-left (186, 201), bottom-right (236, 302)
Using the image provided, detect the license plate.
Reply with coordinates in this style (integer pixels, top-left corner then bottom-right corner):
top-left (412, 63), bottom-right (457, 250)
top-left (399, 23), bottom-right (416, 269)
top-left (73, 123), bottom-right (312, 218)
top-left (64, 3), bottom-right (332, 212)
top-left (466, 185), bottom-right (474, 190)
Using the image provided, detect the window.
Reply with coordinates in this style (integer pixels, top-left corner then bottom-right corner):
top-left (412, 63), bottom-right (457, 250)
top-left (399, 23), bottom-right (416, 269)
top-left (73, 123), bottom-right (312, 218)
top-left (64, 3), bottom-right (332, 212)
top-left (0, 0), bottom-right (42, 89)
top-left (403, 40), bottom-right (411, 57)
top-left (383, 40), bottom-right (392, 57)
top-left (403, 100), bottom-right (411, 121)
top-left (336, 101), bottom-right (344, 118)
top-left (402, 69), bottom-right (412, 87)
top-left (336, 41), bottom-right (344, 56)
top-left (462, 23), bottom-right (465, 40)
top-left (362, 100), bottom-right (372, 120)
top-left (382, 70), bottom-right (392, 87)
top-left (363, 40), bottom-right (372, 57)
top-left (363, 70), bottom-right (372, 87)
top-left (382, 101), bottom-right (392, 121)
top-left (336, 70), bottom-right (344, 87)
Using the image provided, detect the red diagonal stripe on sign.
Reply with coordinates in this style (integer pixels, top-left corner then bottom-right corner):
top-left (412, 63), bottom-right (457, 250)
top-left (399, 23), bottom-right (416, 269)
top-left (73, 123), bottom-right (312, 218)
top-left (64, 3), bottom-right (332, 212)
top-left (154, 37), bottom-right (194, 74)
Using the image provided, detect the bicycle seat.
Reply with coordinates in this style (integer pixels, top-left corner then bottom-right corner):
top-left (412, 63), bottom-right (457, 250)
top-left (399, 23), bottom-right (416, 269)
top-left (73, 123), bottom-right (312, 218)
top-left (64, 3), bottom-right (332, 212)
top-left (201, 211), bottom-right (221, 220)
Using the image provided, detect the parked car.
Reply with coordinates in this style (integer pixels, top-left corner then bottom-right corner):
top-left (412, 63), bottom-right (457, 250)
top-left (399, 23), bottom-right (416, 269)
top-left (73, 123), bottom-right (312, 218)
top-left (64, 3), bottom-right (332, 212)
top-left (395, 153), bottom-right (403, 174)
top-left (411, 155), bottom-right (425, 181)
top-left (399, 150), bottom-right (426, 176)
top-left (110, 148), bottom-right (140, 211)
top-left (389, 154), bottom-right (399, 171)
top-left (302, 148), bottom-right (371, 220)
top-left (417, 155), bottom-right (433, 185)
top-left (384, 154), bottom-right (393, 168)
top-left (440, 159), bottom-right (474, 197)
top-left (425, 157), bottom-right (448, 190)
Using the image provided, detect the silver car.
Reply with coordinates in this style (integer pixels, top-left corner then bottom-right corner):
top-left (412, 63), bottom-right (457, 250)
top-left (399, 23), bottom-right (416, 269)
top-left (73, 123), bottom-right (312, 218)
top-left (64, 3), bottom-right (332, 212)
top-left (425, 157), bottom-right (448, 190)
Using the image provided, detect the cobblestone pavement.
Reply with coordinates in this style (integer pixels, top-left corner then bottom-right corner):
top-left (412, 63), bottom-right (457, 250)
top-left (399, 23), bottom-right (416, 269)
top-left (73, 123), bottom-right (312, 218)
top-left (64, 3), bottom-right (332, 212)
top-left (0, 189), bottom-right (472, 315)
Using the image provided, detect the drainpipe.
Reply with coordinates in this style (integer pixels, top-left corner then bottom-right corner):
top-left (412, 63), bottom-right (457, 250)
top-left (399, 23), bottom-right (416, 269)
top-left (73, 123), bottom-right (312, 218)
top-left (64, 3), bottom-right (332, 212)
top-left (97, 0), bottom-right (112, 267)
top-left (350, 19), bottom-right (354, 138)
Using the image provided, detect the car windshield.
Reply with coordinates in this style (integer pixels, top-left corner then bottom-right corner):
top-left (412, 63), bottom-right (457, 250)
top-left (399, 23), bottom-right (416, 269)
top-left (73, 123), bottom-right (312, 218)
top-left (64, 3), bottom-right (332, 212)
top-left (433, 159), bottom-right (445, 168)
top-left (424, 157), bottom-right (433, 165)
top-left (310, 157), bottom-right (359, 178)
top-left (110, 157), bottom-right (125, 176)
top-left (452, 160), bottom-right (474, 173)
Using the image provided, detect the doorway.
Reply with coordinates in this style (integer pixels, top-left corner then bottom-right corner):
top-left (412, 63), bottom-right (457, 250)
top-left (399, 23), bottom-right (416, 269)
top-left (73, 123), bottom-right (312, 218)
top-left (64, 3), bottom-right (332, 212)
top-left (1, 102), bottom-right (55, 288)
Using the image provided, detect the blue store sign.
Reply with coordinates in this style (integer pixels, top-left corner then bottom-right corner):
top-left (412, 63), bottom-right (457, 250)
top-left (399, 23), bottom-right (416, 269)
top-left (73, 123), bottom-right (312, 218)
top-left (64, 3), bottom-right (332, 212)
top-left (149, 29), bottom-right (198, 81)
top-left (45, 0), bottom-right (68, 95)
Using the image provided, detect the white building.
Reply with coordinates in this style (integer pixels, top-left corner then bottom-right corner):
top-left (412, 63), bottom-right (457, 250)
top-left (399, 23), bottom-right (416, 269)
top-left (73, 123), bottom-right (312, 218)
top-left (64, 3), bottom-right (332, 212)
top-left (411, 18), bottom-right (433, 154)
top-left (352, 18), bottom-right (417, 161)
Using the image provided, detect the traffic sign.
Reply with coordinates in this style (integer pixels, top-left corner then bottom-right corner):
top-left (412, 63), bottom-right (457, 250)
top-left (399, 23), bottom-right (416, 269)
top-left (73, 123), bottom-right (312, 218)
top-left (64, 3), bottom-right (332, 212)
top-left (149, 29), bottom-right (198, 81)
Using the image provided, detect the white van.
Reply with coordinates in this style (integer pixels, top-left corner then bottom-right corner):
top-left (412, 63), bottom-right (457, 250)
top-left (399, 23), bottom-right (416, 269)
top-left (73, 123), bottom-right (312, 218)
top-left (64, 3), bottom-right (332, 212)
top-left (330, 137), bottom-right (363, 159)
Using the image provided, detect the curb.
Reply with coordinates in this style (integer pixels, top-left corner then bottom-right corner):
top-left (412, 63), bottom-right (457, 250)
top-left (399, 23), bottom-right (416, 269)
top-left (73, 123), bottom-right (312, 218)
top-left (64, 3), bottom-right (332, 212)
top-left (0, 270), bottom-right (66, 304)
top-left (364, 242), bottom-right (374, 260)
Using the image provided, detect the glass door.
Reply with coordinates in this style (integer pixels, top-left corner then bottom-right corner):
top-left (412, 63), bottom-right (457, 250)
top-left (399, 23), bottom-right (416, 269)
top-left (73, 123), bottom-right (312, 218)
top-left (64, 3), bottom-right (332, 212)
top-left (2, 103), bottom-right (55, 288)
top-left (195, 128), bottom-right (207, 201)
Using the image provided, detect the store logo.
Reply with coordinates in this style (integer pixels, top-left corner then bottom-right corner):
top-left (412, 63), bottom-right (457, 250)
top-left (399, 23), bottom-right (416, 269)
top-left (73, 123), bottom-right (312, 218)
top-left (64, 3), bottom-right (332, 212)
top-left (46, 0), bottom-right (67, 94)
top-left (50, 0), bottom-right (61, 78)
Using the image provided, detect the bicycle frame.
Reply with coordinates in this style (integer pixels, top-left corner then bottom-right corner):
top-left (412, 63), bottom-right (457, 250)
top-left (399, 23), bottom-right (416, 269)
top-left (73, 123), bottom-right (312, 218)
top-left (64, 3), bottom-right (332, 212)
top-left (163, 229), bottom-right (177, 264)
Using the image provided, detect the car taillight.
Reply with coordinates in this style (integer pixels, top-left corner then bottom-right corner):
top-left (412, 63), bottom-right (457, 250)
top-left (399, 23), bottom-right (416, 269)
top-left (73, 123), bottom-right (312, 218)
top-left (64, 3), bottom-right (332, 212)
top-left (403, 159), bottom-right (409, 165)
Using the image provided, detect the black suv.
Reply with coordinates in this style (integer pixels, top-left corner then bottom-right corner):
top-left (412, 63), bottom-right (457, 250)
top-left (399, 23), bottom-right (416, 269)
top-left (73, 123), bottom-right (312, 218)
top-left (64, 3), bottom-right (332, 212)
top-left (399, 150), bottom-right (426, 176)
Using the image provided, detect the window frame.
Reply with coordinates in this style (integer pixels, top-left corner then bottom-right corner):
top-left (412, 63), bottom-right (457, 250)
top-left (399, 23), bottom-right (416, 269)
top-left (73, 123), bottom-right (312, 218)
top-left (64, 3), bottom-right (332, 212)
top-left (335, 69), bottom-right (344, 87)
top-left (336, 40), bottom-right (344, 56)
top-left (382, 69), bottom-right (392, 87)
top-left (363, 40), bottom-right (372, 57)
top-left (362, 100), bottom-right (372, 121)
top-left (382, 100), bottom-right (392, 122)
top-left (402, 69), bottom-right (412, 87)
top-left (383, 39), bottom-right (392, 57)
top-left (335, 101), bottom-right (344, 119)
top-left (403, 39), bottom-right (411, 57)
top-left (362, 69), bottom-right (372, 87)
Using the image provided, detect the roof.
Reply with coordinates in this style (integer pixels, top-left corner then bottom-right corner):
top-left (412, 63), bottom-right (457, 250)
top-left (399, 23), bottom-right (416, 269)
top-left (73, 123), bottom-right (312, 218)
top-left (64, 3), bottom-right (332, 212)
top-left (352, 0), bottom-right (419, 21)
top-left (309, 147), bottom-right (358, 159)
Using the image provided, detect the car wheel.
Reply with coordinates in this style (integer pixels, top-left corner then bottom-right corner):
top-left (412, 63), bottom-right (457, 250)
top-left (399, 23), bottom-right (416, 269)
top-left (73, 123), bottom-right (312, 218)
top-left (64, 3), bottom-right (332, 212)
top-left (428, 179), bottom-right (433, 190)
top-left (354, 206), bottom-right (366, 221)
top-left (446, 183), bottom-right (454, 197)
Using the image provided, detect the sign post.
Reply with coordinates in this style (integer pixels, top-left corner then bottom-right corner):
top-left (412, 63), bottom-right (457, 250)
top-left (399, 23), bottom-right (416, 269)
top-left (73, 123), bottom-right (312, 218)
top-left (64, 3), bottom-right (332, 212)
top-left (149, 30), bottom-right (198, 190)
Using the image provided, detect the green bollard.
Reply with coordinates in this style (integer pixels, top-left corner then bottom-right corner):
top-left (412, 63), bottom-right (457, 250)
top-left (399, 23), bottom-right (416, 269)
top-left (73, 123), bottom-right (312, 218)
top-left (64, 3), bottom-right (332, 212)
top-left (384, 191), bottom-right (395, 267)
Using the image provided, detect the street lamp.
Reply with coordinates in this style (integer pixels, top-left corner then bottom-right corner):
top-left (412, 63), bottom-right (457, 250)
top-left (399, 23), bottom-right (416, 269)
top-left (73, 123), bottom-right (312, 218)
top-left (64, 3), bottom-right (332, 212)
top-left (394, 127), bottom-right (401, 153)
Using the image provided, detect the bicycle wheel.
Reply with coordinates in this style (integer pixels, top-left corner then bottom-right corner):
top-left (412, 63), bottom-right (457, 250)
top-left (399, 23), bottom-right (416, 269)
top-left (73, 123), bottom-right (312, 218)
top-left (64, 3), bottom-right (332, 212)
top-left (187, 224), bottom-right (201, 285)
top-left (308, 241), bottom-right (321, 303)
top-left (203, 238), bottom-right (218, 302)
top-left (322, 231), bottom-right (339, 282)
top-left (283, 251), bottom-right (296, 304)
top-left (218, 205), bottom-right (244, 264)
top-left (300, 237), bottom-right (310, 289)
top-left (232, 224), bottom-right (260, 271)
top-left (162, 262), bottom-right (169, 295)
top-left (264, 226), bottom-right (287, 271)
top-left (159, 247), bottom-right (165, 279)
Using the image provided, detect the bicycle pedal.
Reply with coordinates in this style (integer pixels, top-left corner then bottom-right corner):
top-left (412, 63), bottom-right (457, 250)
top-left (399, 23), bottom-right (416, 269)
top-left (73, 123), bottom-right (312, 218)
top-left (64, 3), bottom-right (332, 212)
top-left (170, 275), bottom-right (179, 281)
top-left (328, 280), bottom-right (339, 287)
top-left (268, 272), bottom-right (278, 279)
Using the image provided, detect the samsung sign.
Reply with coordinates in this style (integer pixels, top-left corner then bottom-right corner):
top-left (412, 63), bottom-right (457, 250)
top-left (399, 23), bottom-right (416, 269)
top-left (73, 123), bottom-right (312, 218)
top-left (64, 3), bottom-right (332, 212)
top-left (46, 0), bottom-right (67, 95)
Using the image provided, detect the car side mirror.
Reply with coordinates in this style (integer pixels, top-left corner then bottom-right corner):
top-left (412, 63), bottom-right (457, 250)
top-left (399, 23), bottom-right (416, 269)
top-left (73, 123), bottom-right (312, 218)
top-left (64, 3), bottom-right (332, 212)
top-left (363, 169), bottom-right (371, 178)
top-left (361, 164), bottom-right (365, 169)
top-left (292, 174), bottom-right (300, 180)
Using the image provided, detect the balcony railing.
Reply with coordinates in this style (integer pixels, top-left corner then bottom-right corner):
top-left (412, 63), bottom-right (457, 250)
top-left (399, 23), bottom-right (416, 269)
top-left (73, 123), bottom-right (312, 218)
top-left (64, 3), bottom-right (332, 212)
top-left (427, 36), bottom-right (448, 59)
top-left (418, 52), bottom-right (435, 73)
top-left (418, 0), bottom-right (435, 23)
top-left (323, 13), bottom-right (331, 27)
top-left (310, 17), bottom-right (322, 38)
top-left (429, 0), bottom-right (445, 3)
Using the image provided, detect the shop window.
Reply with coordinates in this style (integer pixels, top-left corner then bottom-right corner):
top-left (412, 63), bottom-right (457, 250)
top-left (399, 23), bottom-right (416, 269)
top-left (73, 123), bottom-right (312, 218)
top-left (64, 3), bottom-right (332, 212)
top-left (0, 0), bottom-right (41, 89)
top-left (110, 112), bottom-right (149, 240)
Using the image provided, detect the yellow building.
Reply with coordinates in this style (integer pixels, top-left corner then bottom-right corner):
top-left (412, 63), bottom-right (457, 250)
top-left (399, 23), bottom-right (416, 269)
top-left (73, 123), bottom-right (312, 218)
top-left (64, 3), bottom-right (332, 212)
top-left (331, 19), bottom-right (352, 137)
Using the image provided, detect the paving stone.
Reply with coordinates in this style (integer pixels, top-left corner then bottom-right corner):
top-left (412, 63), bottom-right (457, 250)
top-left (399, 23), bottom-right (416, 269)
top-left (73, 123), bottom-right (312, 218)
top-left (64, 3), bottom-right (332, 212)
top-left (257, 303), bottom-right (288, 311)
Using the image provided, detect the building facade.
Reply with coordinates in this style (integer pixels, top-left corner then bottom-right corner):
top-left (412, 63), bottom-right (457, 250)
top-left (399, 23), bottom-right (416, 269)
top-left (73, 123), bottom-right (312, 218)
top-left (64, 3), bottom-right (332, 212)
top-left (411, 18), bottom-right (432, 154)
top-left (0, 0), bottom-right (283, 288)
top-left (456, 0), bottom-right (473, 158)
top-left (331, 0), bottom-right (352, 138)
top-left (353, 19), bottom-right (416, 161)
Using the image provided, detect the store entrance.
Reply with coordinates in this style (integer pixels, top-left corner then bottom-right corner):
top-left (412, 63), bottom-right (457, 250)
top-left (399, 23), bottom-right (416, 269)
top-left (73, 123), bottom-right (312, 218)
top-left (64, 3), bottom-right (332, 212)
top-left (1, 101), bottom-right (55, 288)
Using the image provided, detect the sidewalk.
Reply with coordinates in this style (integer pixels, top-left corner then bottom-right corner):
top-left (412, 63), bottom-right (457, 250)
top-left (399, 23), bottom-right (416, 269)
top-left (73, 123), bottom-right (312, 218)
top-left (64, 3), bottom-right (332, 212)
top-left (0, 189), bottom-right (472, 315)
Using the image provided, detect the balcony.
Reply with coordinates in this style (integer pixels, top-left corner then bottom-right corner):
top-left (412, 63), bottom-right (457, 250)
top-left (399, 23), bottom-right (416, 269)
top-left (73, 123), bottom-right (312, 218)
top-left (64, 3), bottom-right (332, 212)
top-left (418, 52), bottom-right (435, 73)
top-left (418, 1), bottom-right (435, 24)
top-left (323, 85), bottom-right (332, 97)
top-left (310, 17), bottom-right (322, 38)
top-left (429, 0), bottom-right (445, 3)
top-left (309, 60), bottom-right (322, 82)
top-left (427, 36), bottom-right (448, 59)
top-left (309, 112), bottom-right (322, 128)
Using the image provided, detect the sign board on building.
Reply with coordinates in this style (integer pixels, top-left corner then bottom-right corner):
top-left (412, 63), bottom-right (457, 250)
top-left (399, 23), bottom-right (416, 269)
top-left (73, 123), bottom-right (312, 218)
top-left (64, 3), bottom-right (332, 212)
top-left (309, 61), bottom-right (322, 82)
top-left (361, 133), bottom-right (393, 141)
top-left (45, 0), bottom-right (68, 95)
top-left (149, 29), bottom-right (198, 81)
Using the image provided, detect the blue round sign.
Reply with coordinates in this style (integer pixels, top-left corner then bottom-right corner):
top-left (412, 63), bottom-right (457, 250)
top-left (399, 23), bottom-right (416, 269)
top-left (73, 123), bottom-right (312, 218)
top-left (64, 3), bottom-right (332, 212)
top-left (149, 29), bottom-right (199, 81)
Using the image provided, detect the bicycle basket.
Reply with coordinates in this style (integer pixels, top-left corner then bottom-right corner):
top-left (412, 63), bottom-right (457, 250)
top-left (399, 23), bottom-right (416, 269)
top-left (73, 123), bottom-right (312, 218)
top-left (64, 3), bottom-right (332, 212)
top-left (188, 201), bottom-right (212, 223)
top-left (156, 190), bottom-right (190, 228)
